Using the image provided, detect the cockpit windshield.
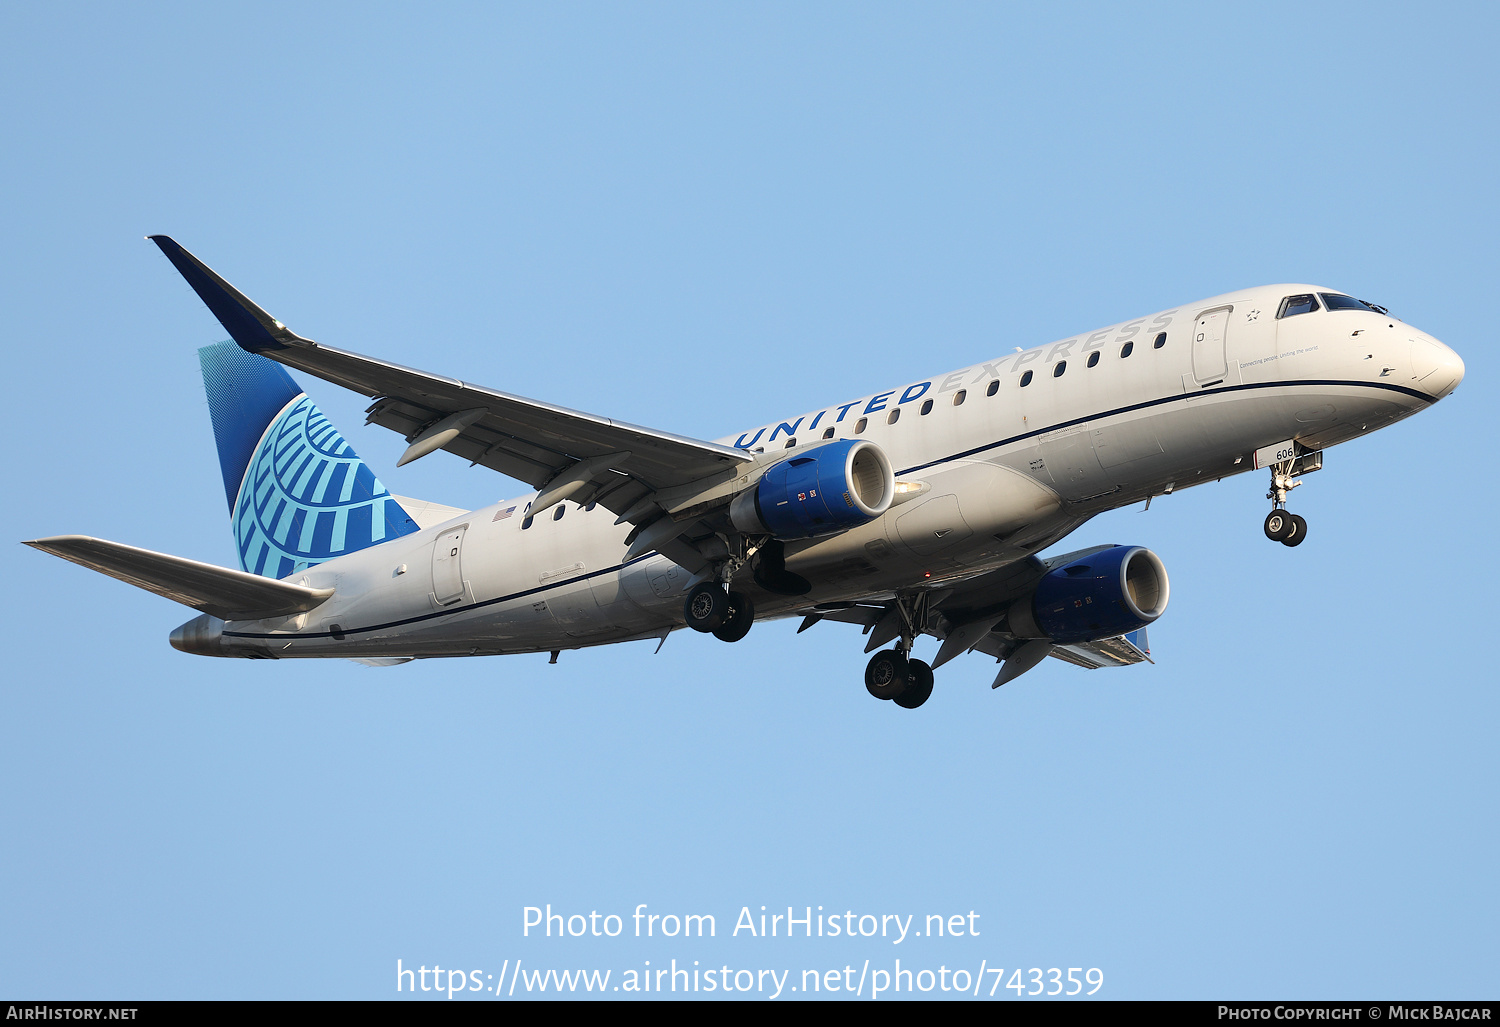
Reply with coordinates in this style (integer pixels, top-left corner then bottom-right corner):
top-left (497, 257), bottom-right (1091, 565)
top-left (1277, 294), bottom-right (1320, 318)
top-left (1278, 292), bottom-right (1391, 319)
top-left (1320, 293), bottom-right (1388, 315)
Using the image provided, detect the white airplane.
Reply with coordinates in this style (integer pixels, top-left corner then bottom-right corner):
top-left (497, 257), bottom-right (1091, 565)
top-left (25, 237), bottom-right (1465, 708)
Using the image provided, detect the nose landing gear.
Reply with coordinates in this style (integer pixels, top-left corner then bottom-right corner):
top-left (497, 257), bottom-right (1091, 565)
top-left (1263, 452), bottom-right (1317, 548)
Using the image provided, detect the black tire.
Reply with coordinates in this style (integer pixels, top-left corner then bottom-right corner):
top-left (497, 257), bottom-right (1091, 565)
top-left (712, 591), bottom-right (756, 642)
top-left (1281, 514), bottom-right (1308, 548)
top-left (864, 649), bottom-right (910, 700)
top-left (894, 659), bottom-right (934, 709)
top-left (683, 582), bottom-right (729, 632)
top-left (1264, 509), bottom-right (1294, 541)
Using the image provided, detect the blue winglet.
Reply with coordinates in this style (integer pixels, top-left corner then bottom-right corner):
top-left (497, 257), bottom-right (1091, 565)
top-left (148, 235), bottom-right (288, 353)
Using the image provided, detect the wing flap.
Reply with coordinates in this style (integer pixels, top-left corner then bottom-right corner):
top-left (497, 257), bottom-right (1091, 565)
top-left (1048, 629), bottom-right (1152, 669)
top-left (25, 535), bottom-right (335, 620)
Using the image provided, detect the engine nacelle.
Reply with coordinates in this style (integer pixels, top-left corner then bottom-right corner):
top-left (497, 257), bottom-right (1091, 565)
top-left (729, 439), bottom-right (895, 540)
top-left (1010, 545), bottom-right (1169, 644)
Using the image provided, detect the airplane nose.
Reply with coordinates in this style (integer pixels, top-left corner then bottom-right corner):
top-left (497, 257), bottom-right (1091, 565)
top-left (1411, 338), bottom-right (1465, 399)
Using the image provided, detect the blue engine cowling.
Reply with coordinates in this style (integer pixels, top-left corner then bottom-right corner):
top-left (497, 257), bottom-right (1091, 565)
top-left (1021, 545), bottom-right (1170, 644)
top-left (729, 439), bottom-right (895, 540)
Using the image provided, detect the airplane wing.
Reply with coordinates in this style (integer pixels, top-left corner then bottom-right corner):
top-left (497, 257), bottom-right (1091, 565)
top-left (24, 535), bottom-right (335, 620)
top-left (793, 545), bottom-right (1154, 683)
top-left (148, 236), bottom-right (753, 535)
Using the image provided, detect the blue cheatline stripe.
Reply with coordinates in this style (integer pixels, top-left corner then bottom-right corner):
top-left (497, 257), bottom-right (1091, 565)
top-left (223, 553), bottom-right (663, 640)
top-left (224, 377), bottom-right (1429, 641)
top-left (895, 378), bottom-right (1428, 476)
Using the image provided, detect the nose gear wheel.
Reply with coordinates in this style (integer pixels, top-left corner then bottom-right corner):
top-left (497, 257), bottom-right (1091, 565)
top-left (1264, 455), bottom-right (1314, 547)
top-left (1264, 509), bottom-right (1295, 541)
top-left (1281, 514), bottom-right (1308, 547)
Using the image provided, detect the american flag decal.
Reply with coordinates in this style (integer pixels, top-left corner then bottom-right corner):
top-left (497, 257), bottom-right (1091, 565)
top-left (493, 506), bottom-right (516, 521)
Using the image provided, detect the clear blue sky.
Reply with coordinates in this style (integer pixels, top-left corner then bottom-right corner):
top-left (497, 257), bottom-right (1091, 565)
top-left (2, 1), bottom-right (1495, 1001)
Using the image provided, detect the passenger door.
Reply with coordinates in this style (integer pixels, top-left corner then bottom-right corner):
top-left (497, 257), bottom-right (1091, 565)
top-left (430, 525), bottom-right (467, 605)
top-left (1191, 306), bottom-right (1232, 384)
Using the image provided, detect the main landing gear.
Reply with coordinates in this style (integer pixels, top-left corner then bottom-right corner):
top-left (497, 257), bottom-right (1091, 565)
top-left (865, 648), bottom-right (934, 709)
top-left (863, 591), bottom-right (935, 709)
top-left (683, 580), bottom-right (756, 643)
top-left (1263, 457), bottom-right (1311, 548)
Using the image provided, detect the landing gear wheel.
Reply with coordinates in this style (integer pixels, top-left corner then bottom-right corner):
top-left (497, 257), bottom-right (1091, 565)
top-left (864, 649), bottom-right (910, 700)
top-left (893, 659), bottom-right (934, 709)
top-left (683, 582), bottom-right (729, 632)
top-left (712, 591), bottom-right (755, 642)
top-left (1264, 509), bottom-right (1294, 541)
top-left (1281, 514), bottom-right (1308, 548)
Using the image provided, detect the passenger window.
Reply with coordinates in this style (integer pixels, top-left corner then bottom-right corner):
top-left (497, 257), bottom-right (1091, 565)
top-left (553, 505), bottom-right (565, 521)
top-left (1277, 294), bottom-right (1320, 318)
top-left (522, 515), bottom-right (534, 529)
top-left (986, 379), bottom-right (999, 397)
top-left (1020, 370), bottom-right (1033, 387)
top-left (1053, 361), bottom-right (1066, 377)
top-left (1087, 351), bottom-right (1100, 368)
top-left (1120, 341), bottom-right (1134, 358)
top-left (920, 399), bottom-right (933, 415)
top-left (855, 417), bottom-right (868, 434)
top-left (887, 408), bottom-right (900, 425)
top-left (1153, 332), bottom-right (1166, 349)
top-left (783, 437), bottom-right (796, 448)
top-left (953, 389), bottom-right (966, 406)
top-left (821, 427), bottom-right (834, 439)
top-left (585, 501), bottom-right (597, 512)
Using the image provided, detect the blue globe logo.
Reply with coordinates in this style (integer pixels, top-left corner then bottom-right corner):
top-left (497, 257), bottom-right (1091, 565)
top-left (233, 395), bottom-right (416, 579)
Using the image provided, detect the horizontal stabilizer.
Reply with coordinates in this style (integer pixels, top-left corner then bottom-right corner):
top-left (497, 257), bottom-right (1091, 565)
top-left (25, 535), bottom-right (335, 620)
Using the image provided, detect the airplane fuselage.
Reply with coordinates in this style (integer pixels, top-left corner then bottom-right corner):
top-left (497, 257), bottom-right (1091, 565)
top-left (173, 283), bottom-right (1462, 660)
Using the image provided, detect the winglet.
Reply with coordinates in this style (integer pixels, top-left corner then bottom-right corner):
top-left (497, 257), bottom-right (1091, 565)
top-left (148, 235), bottom-right (307, 353)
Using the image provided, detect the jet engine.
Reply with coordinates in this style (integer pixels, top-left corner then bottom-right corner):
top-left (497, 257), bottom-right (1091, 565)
top-left (1008, 545), bottom-right (1169, 644)
top-left (729, 439), bottom-right (895, 540)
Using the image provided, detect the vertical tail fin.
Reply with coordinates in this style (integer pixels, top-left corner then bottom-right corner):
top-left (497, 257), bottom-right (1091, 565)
top-left (198, 341), bottom-right (419, 579)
